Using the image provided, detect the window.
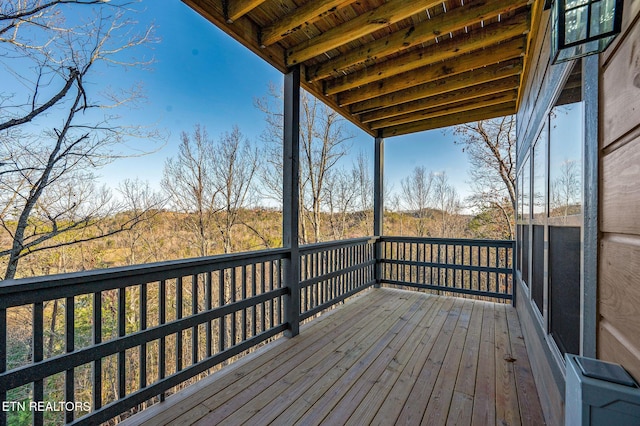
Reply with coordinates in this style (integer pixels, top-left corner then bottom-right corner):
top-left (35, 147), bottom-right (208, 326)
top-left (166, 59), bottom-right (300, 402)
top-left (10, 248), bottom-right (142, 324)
top-left (517, 156), bottom-right (531, 286)
top-left (516, 60), bottom-right (584, 357)
top-left (532, 128), bottom-right (548, 314)
top-left (548, 61), bottom-right (583, 355)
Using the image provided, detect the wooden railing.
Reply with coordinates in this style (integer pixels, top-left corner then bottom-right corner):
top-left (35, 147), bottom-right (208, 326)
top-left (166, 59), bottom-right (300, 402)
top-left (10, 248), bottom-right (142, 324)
top-left (379, 237), bottom-right (514, 302)
top-left (0, 249), bottom-right (290, 426)
top-left (0, 236), bottom-right (511, 425)
top-left (299, 237), bottom-right (377, 321)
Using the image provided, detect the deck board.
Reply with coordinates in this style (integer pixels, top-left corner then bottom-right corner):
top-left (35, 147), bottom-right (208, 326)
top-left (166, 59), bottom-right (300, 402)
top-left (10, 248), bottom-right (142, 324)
top-left (123, 288), bottom-right (544, 426)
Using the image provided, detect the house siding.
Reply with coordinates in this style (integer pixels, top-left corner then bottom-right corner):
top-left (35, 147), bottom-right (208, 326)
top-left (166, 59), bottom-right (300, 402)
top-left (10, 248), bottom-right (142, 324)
top-left (599, 0), bottom-right (640, 382)
top-left (515, 5), bottom-right (568, 425)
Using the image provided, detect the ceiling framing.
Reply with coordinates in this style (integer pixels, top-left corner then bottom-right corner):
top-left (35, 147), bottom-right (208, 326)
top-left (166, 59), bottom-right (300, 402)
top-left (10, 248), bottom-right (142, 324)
top-left (183, 0), bottom-right (540, 138)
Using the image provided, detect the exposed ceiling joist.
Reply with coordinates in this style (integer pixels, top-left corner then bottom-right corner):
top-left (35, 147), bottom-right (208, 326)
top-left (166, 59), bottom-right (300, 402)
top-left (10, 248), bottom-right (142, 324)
top-left (307, 0), bottom-right (529, 82)
top-left (326, 13), bottom-right (529, 96)
top-left (285, 0), bottom-right (442, 66)
top-left (369, 90), bottom-right (518, 130)
top-left (260, 0), bottom-right (355, 48)
top-left (337, 35), bottom-right (527, 106)
top-left (349, 58), bottom-right (524, 114)
top-left (359, 76), bottom-right (521, 124)
top-left (381, 101), bottom-right (517, 137)
top-left (226, 0), bottom-right (268, 23)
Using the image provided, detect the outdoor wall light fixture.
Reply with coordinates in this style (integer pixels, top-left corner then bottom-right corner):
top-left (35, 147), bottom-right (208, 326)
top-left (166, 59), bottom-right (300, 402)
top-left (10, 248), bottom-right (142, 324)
top-left (547, 0), bottom-right (623, 63)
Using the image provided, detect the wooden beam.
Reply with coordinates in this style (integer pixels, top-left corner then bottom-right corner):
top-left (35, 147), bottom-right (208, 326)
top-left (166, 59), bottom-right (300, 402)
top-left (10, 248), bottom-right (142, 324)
top-left (227, 0), bottom-right (269, 23)
top-left (260, 0), bottom-right (355, 47)
top-left (350, 58), bottom-right (523, 114)
top-left (339, 36), bottom-right (526, 106)
top-left (360, 76), bottom-right (521, 123)
top-left (380, 101), bottom-right (517, 137)
top-left (369, 90), bottom-right (518, 130)
top-left (285, 0), bottom-right (442, 66)
top-left (307, 0), bottom-right (529, 82)
top-left (326, 12), bottom-right (529, 96)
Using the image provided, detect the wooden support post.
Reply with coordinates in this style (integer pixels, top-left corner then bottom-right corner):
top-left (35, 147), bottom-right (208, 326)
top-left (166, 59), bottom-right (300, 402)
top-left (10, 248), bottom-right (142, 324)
top-left (374, 134), bottom-right (384, 288)
top-left (283, 65), bottom-right (301, 337)
top-left (582, 54), bottom-right (598, 358)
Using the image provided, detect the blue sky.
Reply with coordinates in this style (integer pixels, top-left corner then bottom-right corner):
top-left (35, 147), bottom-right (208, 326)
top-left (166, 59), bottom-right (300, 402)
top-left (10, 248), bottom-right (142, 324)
top-left (92, 0), bottom-right (474, 204)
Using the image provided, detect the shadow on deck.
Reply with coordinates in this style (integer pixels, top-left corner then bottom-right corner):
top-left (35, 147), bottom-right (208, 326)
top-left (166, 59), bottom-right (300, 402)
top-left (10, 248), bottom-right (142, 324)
top-left (123, 288), bottom-right (544, 425)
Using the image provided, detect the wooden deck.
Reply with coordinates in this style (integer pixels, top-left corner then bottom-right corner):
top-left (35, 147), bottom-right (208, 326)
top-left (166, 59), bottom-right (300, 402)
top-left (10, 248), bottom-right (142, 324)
top-left (124, 288), bottom-right (544, 426)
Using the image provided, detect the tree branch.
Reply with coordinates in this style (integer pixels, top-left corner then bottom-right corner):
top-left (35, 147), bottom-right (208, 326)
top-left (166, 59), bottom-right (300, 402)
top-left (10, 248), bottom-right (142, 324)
top-left (0, 68), bottom-right (79, 131)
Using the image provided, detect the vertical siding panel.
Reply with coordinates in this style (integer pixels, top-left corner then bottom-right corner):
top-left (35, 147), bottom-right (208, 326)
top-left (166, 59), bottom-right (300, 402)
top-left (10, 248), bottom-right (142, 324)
top-left (598, 0), bottom-right (640, 382)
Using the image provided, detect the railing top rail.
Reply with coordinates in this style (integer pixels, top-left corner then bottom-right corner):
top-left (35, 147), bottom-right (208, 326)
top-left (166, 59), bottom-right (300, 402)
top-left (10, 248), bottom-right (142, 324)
top-left (380, 236), bottom-right (514, 247)
top-left (0, 247), bottom-right (289, 308)
top-left (299, 236), bottom-right (379, 255)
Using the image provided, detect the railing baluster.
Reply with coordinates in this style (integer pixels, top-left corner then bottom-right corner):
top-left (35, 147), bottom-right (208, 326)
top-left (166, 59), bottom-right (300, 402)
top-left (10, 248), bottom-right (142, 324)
top-left (241, 265), bottom-right (247, 342)
top-left (269, 262), bottom-right (274, 328)
top-left (341, 247), bottom-right (346, 294)
top-left (409, 242), bottom-right (413, 285)
top-left (494, 247), bottom-right (499, 294)
top-left (176, 276), bottom-right (183, 372)
top-left (486, 246), bottom-right (490, 293)
top-left (437, 243), bottom-right (441, 288)
top-left (78, 296), bottom-right (99, 406)
top-left (307, 254), bottom-right (312, 312)
top-left (353, 246), bottom-right (357, 291)
top-left (159, 279), bottom-right (166, 402)
top-left (453, 244), bottom-right (457, 289)
top-left (140, 283), bottom-right (147, 391)
top-left (429, 243), bottom-right (434, 285)
top-left (260, 263), bottom-right (266, 333)
top-left (342, 247), bottom-right (346, 294)
top-left (231, 267), bottom-right (236, 345)
top-left (477, 245), bottom-right (481, 292)
top-left (345, 247), bottom-right (350, 293)
top-left (308, 255), bottom-right (316, 309)
top-left (462, 244), bottom-right (466, 290)
top-left (191, 274), bottom-right (198, 366)
top-left (65, 296), bottom-right (74, 423)
top-left (118, 289), bottom-right (126, 401)
top-left (219, 270), bottom-right (225, 352)
top-left (252, 264), bottom-right (257, 338)
top-left (33, 302), bottom-right (43, 426)
top-left (206, 271), bottom-right (212, 359)
top-left (338, 248), bottom-right (343, 295)
top-left (445, 243), bottom-right (449, 290)
top-left (277, 260), bottom-right (283, 324)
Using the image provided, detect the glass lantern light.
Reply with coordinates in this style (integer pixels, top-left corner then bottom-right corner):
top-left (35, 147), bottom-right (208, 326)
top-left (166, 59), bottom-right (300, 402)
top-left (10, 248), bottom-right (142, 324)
top-left (551, 0), bottom-right (624, 64)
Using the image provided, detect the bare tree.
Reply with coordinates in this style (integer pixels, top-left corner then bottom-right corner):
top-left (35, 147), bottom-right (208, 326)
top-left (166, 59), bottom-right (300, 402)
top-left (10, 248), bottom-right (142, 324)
top-left (431, 171), bottom-right (462, 237)
top-left (162, 125), bottom-right (218, 257)
top-left (353, 151), bottom-right (373, 235)
top-left (211, 126), bottom-right (259, 253)
top-left (255, 85), bottom-right (352, 243)
top-left (163, 125), bottom-right (260, 255)
top-left (0, 1), bottom-right (158, 279)
top-left (453, 116), bottom-right (516, 238)
top-left (117, 178), bottom-right (165, 265)
top-left (401, 166), bottom-right (434, 237)
top-left (324, 168), bottom-right (358, 240)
